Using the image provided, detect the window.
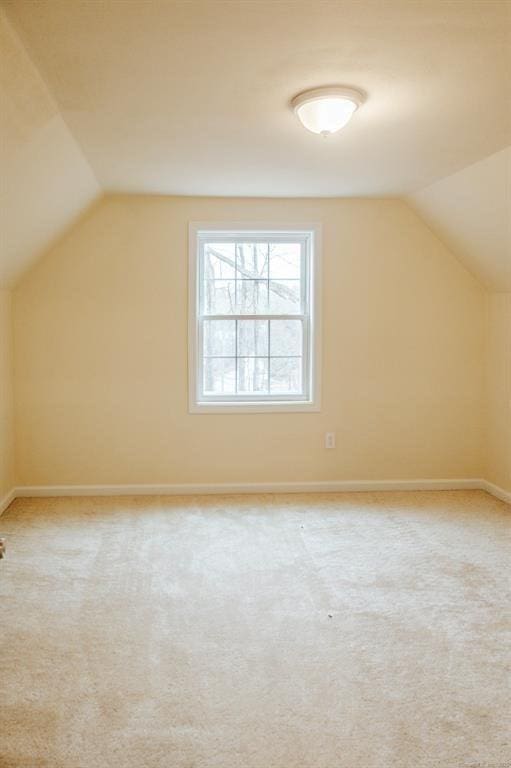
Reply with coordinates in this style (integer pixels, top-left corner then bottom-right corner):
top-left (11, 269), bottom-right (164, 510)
top-left (189, 223), bottom-right (321, 412)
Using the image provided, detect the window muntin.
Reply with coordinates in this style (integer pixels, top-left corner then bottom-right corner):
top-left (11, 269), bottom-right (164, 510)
top-left (190, 227), bottom-right (319, 410)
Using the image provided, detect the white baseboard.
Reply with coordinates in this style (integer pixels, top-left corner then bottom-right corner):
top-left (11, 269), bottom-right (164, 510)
top-left (4, 478), bottom-right (509, 509)
top-left (481, 480), bottom-right (511, 505)
top-left (0, 488), bottom-right (16, 516)
top-left (10, 478), bottom-right (489, 497)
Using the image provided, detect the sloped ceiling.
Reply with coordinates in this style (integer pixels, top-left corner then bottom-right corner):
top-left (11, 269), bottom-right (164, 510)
top-left (0, 8), bottom-right (100, 287)
top-left (0, 1), bottom-right (509, 291)
top-left (4, 0), bottom-right (510, 197)
top-left (408, 147), bottom-right (511, 291)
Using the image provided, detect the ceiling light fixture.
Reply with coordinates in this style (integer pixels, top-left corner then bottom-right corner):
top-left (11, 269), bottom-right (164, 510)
top-left (291, 86), bottom-right (365, 137)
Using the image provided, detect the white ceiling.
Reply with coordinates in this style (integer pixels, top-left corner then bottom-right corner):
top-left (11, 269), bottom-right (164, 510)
top-left (408, 147), bottom-right (511, 291)
top-left (4, 0), bottom-right (510, 197)
top-left (0, 0), bottom-right (509, 291)
top-left (0, 8), bottom-right (100, 287)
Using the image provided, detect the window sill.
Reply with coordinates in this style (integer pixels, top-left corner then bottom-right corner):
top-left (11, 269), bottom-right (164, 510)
top-left (189, 400), bottom-right (321, 414)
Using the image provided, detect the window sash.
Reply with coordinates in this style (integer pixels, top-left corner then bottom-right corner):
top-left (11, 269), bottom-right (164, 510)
top-left (197, 314), bottom-right (310, 402)
top-left (199, 236), bottom-right (308, 316)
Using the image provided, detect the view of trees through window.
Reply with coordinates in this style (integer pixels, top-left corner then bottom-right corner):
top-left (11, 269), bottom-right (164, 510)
top-left (199, 239), bottom-right (308, 398)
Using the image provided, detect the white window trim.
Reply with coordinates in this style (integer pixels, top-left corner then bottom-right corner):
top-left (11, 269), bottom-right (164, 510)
top-left (188, 221), bottom-right (322, 414)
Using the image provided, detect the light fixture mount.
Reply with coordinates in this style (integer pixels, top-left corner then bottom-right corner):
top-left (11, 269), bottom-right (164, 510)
top-left (291, 86), bottom-right (365, 137)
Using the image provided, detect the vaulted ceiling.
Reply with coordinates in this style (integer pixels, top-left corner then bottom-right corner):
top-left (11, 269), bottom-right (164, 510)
top-left (1, 0), bottom-right (509, 289)
top-left (0, 7), bottom-right (100, 287)
top-left (408, 147), bottom-right (511, 291)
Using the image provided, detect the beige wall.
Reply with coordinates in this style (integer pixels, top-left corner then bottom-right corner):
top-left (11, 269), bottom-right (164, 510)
top-left (0, 289), bottom-right (16, 501)
top-left (13, 195), bottom-right (485, 486)
top-left (485, 293), bottom-right (511, 492)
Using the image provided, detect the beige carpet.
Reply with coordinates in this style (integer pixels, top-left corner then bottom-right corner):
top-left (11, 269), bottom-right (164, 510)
top-left (0, 491), bottom-right (510, 768)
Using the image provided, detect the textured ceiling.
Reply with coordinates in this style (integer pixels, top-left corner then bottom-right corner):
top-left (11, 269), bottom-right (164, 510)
top-left (4, 0), bottom-right (510, 197)
top-left (0, 0), bottom-right (510, 290)
top-left (408, 148), bottom-right (511, 291)
top-left (0, 8), bottom-right (100, 287)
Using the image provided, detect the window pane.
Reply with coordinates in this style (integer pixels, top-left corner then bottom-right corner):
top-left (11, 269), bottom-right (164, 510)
top-left (269, 280), bottom-right (301, 314)
top-left (269, 243), bottom-right (301, 279)
top-left (237, 280), bottom-right (268, 314)
top-left (270, 357), bottom-right (302, 394)
top-left (238, 319), bottom-right (268, 356)
top-left (236, 243), bottom-right (269, 279)
top-left (237, 357), bottom-right (269, 394)
top-left (203, 280), bottom-right (236, 314)
top-left (203, 358), bottom-right (236, 394)
top-left (203, 319), bottom-right (235, 356)
top-left (204, 243), bottom-right (235, 279)
top-left (270, 319), bottom-right (302, 356)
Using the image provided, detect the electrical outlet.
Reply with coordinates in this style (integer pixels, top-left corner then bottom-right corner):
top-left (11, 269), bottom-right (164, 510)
top-left (325, 432), bottom-right (336, 449)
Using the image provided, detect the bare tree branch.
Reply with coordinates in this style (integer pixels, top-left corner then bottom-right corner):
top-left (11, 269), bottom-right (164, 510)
top-left (207, 246), bottom-right (298, 304)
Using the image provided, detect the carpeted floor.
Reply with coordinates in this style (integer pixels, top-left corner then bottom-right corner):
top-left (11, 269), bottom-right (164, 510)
top-left (0, 490), bottom-right (510, 768)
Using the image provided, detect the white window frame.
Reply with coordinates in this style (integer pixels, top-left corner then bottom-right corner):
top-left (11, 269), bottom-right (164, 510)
top-left (188, 222), bottom-right (321, 413)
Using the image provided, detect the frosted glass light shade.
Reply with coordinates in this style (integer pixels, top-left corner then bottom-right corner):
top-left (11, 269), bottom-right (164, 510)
top-left (292, 87), bottom-right (364, 136)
